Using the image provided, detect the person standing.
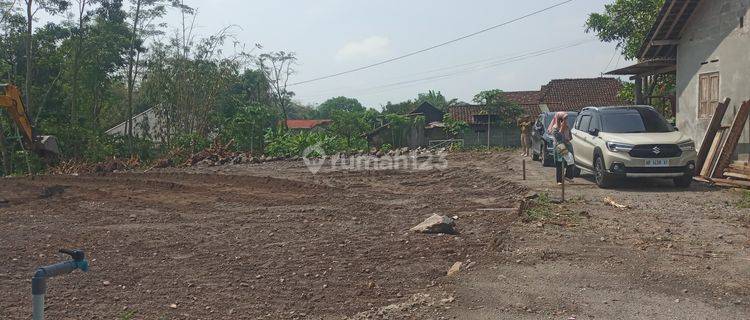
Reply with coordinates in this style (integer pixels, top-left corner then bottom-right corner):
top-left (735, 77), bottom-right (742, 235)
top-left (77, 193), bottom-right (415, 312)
top-left (517, 116), bottom-right (532, 157)
top-left (547, 112), bottom-right (575, 184)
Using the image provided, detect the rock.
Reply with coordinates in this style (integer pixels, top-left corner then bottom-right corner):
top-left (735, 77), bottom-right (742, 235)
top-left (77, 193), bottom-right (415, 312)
top-left (128, 214), bottom-right (137, 221)
top-left (103, 281), bottom-right (111, 286)
top-left (169, 303), bottom-right (178, 309)
top-left (523, 191), bottom-right (539, 200)
top-left (197, 159), bottom-right (213, 167)
top-left (447, 262), bottom-right (462, 276)
top-left (410, 214), bottom-right (457, 235)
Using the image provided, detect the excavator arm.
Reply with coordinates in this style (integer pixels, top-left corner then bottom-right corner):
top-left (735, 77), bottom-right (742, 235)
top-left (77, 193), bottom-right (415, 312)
top-left (0, 84), bottom-right (60, 159)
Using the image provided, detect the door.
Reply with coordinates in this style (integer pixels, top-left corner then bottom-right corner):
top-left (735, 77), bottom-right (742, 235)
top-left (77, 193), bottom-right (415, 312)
top-left (571, 112), bottom-right (594, 168)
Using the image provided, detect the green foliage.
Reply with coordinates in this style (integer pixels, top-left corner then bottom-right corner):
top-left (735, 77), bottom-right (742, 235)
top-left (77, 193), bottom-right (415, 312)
top-left (472, 89), bottom-right (523, 128)
top-left (219, 103), bottom-right (275, 153)
top-left (382, 100), bottom-right (416, 115)
top-left (524, 192), bottom-right (554, 222)
top-left (585, 0), bottom-right (665, 60)
top-left (329, 109), bottom-right (373, 144)
top-left (442, 113), bottom-right (468, 138)
top-left (316, 96), bottom-right (365, 118)
top-left (118, 309), bottom-right (137, 320)
top-left (415, 90), bottom-right (459, 111)
top-left (264, 128), bottom-right (367, 158)
top-left (170, 133), bottom-right (211, 155)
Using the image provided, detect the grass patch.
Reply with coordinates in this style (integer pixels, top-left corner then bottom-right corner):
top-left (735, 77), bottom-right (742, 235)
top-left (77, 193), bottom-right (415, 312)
top-left (523, 193), bottom-right (555, 222)
top-left (522, 192), bottom-right (587, 225)
top-left (118, 310), bottom-right (137, 320)
top-left (737, 190), bottom-right (750, 209)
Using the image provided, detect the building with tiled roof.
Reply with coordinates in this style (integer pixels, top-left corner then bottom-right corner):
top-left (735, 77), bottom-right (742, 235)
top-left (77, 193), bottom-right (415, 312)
top-left (286, 119), bottom-right (333, 131)
top-left (538, 78), bottom-right (625, 112)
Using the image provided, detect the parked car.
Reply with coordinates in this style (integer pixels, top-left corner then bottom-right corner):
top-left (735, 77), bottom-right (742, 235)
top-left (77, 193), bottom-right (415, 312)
top-left (531, 111), bottom-right (578, 166)
top-left (570, 106), bottom-right (697, 188)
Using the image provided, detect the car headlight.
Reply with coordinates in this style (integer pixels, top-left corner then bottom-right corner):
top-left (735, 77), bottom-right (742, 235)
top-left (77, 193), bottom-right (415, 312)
top-left (678, 140), bottom-right (696, 152)
top-left (606, 141), bottom-right (634, 153)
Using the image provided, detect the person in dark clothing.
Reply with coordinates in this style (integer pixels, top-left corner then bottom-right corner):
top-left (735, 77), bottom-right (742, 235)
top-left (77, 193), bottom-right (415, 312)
top-left (547, 112), bottom-right (575, 184)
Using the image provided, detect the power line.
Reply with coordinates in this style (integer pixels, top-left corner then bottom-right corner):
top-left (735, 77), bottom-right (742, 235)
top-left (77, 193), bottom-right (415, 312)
top-left (298, 38), bottom-right (593, 98)
top-left (289, 0), bottom-right (575, 87)
top-left (299, 39), bottom-right (594, 100)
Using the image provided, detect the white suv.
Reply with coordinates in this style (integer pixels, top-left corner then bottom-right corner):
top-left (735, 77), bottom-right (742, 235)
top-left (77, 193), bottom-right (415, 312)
top-left (571, 106), bottom-right (697, 188)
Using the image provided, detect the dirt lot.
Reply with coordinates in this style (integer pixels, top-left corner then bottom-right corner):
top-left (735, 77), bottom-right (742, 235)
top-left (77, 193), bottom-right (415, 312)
top-left (0, 150), bottom-right (748, 319)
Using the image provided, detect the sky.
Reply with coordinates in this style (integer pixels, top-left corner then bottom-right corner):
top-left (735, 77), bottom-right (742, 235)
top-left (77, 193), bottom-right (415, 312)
top-left (164, 0), bottom-right (626, 109)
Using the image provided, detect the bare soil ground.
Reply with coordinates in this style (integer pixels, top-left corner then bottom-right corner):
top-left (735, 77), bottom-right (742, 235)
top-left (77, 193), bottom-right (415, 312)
top-left (0, 150), bottom-right (748, 319)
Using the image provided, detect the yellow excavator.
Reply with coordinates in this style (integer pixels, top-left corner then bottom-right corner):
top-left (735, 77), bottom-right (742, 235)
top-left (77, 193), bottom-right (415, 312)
top-left (0, 84), bottom-right (60, 160)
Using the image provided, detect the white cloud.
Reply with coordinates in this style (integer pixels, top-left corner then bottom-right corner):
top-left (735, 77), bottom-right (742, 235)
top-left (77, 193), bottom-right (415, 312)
top-left (336, 36), bottom-right (391, 61)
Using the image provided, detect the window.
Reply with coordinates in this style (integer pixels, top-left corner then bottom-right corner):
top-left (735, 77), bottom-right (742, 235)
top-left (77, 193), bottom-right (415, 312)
top-left (600, 108), bottom-right (674, 133)
top-left (699, 72), bottom-right (720, 119)
top-left (578, 115), bottom-right (592, 133)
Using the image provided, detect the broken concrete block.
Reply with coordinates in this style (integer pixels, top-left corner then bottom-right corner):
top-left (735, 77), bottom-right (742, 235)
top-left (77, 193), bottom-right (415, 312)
top-left (447, 262), bottom-right (462, 276)
top-left (410, 214), bottom-right (456, 235)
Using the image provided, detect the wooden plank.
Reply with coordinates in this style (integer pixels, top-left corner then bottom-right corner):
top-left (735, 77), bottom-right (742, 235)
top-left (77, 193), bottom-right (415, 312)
top-left (724, 172), bottom-right (750, 180)
top-left (712, 178), bottom-right (750, 188)
top-left (700, 128), bottom-right (725, 177)
top-left (696, 98), bottom-right (731, 172)
top-left (713, 100), bottom-right (750, 178)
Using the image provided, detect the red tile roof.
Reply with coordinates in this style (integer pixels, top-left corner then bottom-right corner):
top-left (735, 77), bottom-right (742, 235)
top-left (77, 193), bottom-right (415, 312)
top-left (504, 91), bottom-right (542, 105)
top-left (539, 78), bottom-right (625, 112)
top-left (448, 105), bottom-right (484, 124)
top-left (286, 119), bottom-right (333, 129)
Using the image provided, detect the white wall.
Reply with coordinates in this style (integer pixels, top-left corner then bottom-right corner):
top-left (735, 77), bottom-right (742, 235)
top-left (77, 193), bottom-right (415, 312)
top-left (677, 0), bottom-right (750, 155)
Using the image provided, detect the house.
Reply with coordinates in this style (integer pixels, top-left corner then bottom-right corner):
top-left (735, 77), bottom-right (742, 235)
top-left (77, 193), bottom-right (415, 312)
top-left (286, 119), bottom-right (333, 132)
top-left (409, 101), bottom-right (445, 124)
top-left (106, 108), bottom-right (164, 142)
top-left (607, 0), bottom-right (750, 152)
top-left (537, 78), bottom-right (625, 112)
top-left (447, 105), bottom-right (521, 147)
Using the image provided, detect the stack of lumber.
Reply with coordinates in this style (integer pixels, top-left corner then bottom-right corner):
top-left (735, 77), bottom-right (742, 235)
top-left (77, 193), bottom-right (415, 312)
top-left (695, 98), bottom-right (750, 188)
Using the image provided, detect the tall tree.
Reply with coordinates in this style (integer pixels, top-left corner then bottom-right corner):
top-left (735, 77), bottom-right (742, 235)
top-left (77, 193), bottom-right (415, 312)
top-left (585, 0), bottom-right (665, 60)
top-left (316, 96), bottom-right (364, 118)
top-left (124, 0), bottom-right (166, 148)
top-left (68, 0), bottom-right (96, 125)
top-left (473, 89), bottom-right (522, 148)
top-left (416, 90), bottom-right (458, 111)
top-left (22, 0), bottom-right (70, 118)
top-left (258, 51), bottom-right (296, 128)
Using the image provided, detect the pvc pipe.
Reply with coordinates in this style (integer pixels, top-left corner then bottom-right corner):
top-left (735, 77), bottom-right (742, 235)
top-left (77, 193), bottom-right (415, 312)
top-left (31, 260), bottom-right (86, 320)
top-left (32, 294), bottom-right (44, 320)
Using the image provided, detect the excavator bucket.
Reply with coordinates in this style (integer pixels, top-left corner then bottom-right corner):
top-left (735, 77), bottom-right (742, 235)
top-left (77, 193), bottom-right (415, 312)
top-left (38, 136), bottom-right (60, 157)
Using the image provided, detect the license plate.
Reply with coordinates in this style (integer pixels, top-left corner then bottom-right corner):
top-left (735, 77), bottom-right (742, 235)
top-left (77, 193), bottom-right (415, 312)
top-left (645, 159), bottom-right (669, 167)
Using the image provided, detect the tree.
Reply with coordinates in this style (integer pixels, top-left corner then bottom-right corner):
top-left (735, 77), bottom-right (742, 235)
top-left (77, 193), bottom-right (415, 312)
top-left (585, 0), bottom-right (665, 60)
top-left (382, 100), bottom-right (416, 115)
top-left (586, 0), bottom-right (673, 115)
top-left (22, 0), bottom-right (70, 118)
top-left (124, 0), bottom-right (168, 149)
top-left (68, 0), bottom-right (95, 125)
top-left (416, 90), bottom-right (458, 111)
top-left (329, 109), bottom-right (372, 147)
top-left (316, 96), bottom-right (364, 118)
top-left (258, 51), bottom-right (296, 128)
top-left (473, 89), bottom-right (522, 148)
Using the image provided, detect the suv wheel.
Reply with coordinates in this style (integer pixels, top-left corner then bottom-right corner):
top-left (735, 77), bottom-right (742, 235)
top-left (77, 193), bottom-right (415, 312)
top-left (674, 175), bottom-right (693, 188)
top-left (594, 156), bottom-right (614, 188)
top-left (541, 144), bottom-right (553, 167)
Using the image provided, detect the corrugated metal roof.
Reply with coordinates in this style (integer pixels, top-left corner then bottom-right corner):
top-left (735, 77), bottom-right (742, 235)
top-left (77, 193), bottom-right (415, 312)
top-left (638, 0), bottom-right (701, 60)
